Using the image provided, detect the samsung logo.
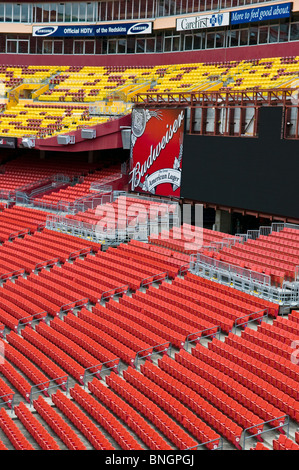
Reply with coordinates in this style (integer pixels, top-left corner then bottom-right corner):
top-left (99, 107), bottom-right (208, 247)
top-left (127, 23), bottom-right (152, 35)
top-left (33, 26), bottom-right (58, 36)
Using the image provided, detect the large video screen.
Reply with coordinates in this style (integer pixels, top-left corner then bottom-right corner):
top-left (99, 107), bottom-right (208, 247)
top-left (129, 108), bottom-right (185, 198)
top-left (181, 106), bottom-right (299, 220)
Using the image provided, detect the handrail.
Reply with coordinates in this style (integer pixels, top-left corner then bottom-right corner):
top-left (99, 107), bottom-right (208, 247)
top-left (241, 415), bottom-right (289, 450)
top-left (29, 375), bottom-right (69, 405)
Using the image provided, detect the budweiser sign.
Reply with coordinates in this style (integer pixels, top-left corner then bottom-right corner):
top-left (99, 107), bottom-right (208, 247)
top-left (129, 108), bottom-right (185, 197)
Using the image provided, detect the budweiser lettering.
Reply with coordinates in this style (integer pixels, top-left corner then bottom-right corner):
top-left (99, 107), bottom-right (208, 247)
top-left (130, 109), bottom-right (185, 193)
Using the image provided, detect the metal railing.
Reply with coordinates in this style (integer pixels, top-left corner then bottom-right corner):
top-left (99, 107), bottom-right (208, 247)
top-left (83, 358), bottom-right (120, 387)
top-left (0, 392), bottom-right (15, 410)
top-left (59, 298), bottom-right (89, 316)
top-left (29, 376), bottom-right (69, 405)
top-left (232, 308), bottom-right (269, 334)
top-left (241, 415), bottom-right (289, 450)
top-left (184, 326), bottom-right (221, 351)
top-left (188, 436), bottom-right (223, 450)
top-left (190, 252), bottom-right (271, 286)
top-left (141, 271), bottom-right (167, 288)
top-left (102, 284), bottom-right (129, 301)
top-left (17, 311), bottom-right (47, 333)
top-left (134, 342), bottom-right (172, 370)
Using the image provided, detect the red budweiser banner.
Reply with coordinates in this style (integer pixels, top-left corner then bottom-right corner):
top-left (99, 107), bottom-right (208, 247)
top-left (129, 108), bottom-right (185, 197)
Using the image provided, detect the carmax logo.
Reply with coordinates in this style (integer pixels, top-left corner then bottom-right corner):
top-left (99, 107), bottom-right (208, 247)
top-left (33, 26), bottom-right (58, 36)
top-left (127, 23), bottom-right (152, 35)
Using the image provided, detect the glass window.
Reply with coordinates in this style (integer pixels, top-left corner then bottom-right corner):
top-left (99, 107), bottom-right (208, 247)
top-left (155, 34), bottom-right (163, 52)
top-left (57, 3), bottom-right (64, 22)
top-left (106, 1), bottom-right (113, 20)
top-left (72, 3), bottom-right (79, 21)
top-left (167, 0), bottom-right (176, 15)
top-left (74, 40), bottom-right (84, 54)
top-left (258, 26), bottom-right (268, 44)
top-left (19, 40), bottom-right (29, 54)
top-left (239, 28), bottom-right (249, 46)
top-left (13, 4), bottom-right (20, 22)
top-left (6, 40), bottom-right (17, 53)
top-left (0, 4), bottom-right (4, 21)
top-left (249, 27), bottom-right (258, 45)
top-left (50, 3), bottom-right (57, 22)
top-left (205, 0), bottom-right (212, 12)
top-left (108, 39), bottom-right (117, 53)
top-left (173, 35), bottom-right (180, 51)
top-left (136, 37), bottom-right (145, 53)
top-left (43, 40), bottom-right (53, 54)
top-left (21, 3), bottom-right (29, 23)
top-left (95, 38), bottom-right (103, 54)
top-left (269, 25), bottom-right (279, 43)
top-left (87, 2), bottom-right (94, 21)
top-left (5, 4), bottom-right (12, 22)
top-left (164, 36), bottom-right (172, 52)
top-left (65, 3), bottom-right (71, 22)
top-left (206, 32), bottom-right (215, 48)
top-left (194, 33), bottom-right (202, 49)
top-left (127, 36), bottom-right (135, 53)
top-left (127, 0), bottom-right (133, 19)
top-left (118, 38), bottom-right (126, 53)
top-left (36, 38), bottom-right (43, 54)
top-left (184, 35), bottom-right (193, 50)
top-left (228, 30), bottom-right (239, 47)
top-left (113, 1), bottom-right (120, 20)
top-left (85, 40), bottom-right (95, 54)
top-left (181, 0), bottom-right (187, 14)
top-left (290, 22), bottom-right (299, 41)
top-left (215, 31), bottom-right (225, 48)
top-left (279, 23), bottom-right (289, 42)
top-left (193, 0), bottom-right (200, 13)
top-left (43, 4), bottom-right (50, 22)
top-left (146, 37), bottom-right (155, 52)
top-left (79, 2), bottom-right (86, 21)
top-left (53, 40), bottom-right (63, 53)
top-left (187, 0), bottom-right (193, 12)
top-left (147, 0), bottom-right (155, 17)
top-left (119, 1), bottom-right (126, 20)
top-left (102, 38), bottom-right (108, 53)
top-left (35, 4), bottom-right (43, 22)
top-left (139, 0), bottom-right (146, 18)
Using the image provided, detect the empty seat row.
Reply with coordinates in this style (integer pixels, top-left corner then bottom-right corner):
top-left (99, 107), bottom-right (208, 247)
top-left (14, 401), bottom-right (60, 450)
top-left (52, 389), bottom-right (114, 450)
top-left (71, 382), bottom-right (142, 450)
top-left (33, 395), bottom-right (86, 450)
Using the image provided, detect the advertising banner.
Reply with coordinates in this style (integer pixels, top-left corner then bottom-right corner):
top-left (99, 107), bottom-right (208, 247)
top-left (0, 137), bottom-right (16, 149)
top-left (95, 22), bottom-right (152, 36)
top-left (130, 108), bottom-right (185, 198)
top-left (32, 22), bottom-right (152, 37)
top-left (176, 12), bottom-right (230, 31)
top-left (230, 2), bottom-right (291, 25)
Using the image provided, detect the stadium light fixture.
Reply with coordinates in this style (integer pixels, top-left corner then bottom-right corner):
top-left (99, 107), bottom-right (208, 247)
top-left (57, 135), bottom-right (75, 145)
top-left (81, 128), bottom-right (96, 139)
top-left (21, 137), bottom-right (36, 148)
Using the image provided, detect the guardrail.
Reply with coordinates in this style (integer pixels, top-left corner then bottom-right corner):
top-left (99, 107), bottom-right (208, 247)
top-left (188, 436), bottom-right (223, 450)
top-left (29, 375), bottom-right (69, 405)
top-left (83, 358), bottom-right (120, 386)
top-left (0, 392), bottom-right (15, 410)
top-left (134, 342), bottom-right (172, 370)
top-left (58, 298), bottom-right (89, 317)
top-left (184, 326), bottom-right (221, 351)
top-left (101, 284), bottom-right (129, 301)
top-left (241, 415), bottom-right (289, 450)
top-left (232, 308), bottom-right (268, 334)
top-left (17, 311), bottom-right (47, 333)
